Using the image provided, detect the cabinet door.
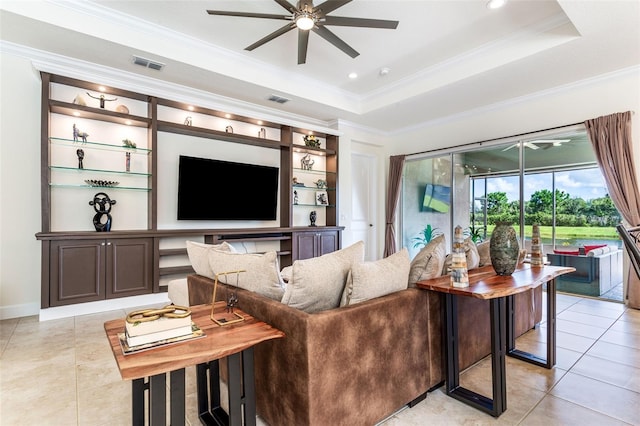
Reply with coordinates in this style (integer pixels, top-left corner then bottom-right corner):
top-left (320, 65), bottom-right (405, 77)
top-left (317, 231), bottom-right (339, 256)
top-left (50, 239), bottom-right (106, 306)
top-left (294, 232), bottom-right (318, 261)
top-left (105, 238), bottom-right (153, 299)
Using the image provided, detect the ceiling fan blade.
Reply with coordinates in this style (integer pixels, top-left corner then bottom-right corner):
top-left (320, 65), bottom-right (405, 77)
top-left (207, 10), bottom-right (291, 20)
top-left (246, 23), bottom-right (297, 51)
top-left (323, 15), bottom-right (399, 29)
top-left (312, 26), bottom-right (359, 58)
top-left (273, 0), bottom-right (296, 13)
top-left (314, 0), bottom-right (352, 15)
top-left (298, 30), bottom-right (310, 64)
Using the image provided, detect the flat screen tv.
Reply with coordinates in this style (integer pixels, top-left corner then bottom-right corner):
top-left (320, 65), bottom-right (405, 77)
top-left (422, 183), bottom-right (450, 213)
top-left (177, 155), bottom-right (279, 220)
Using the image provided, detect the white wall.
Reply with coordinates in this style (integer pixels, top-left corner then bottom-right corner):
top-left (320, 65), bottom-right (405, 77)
top-left (0, 53), bottom-right (42, 318)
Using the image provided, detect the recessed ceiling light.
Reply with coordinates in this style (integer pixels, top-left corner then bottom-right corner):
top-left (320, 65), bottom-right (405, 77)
top-left (98, 86), bottom-right (106, 92)
top-left (487, 0), bottom-right (506, 9)
top-left (379, 67), bottom-right (390, 76)
top-left (187, 106), bottom-right (194, 111)
top-left (225, 113), bottom-right (231, 119)
top-left (348, 72), bottom-right (358, 79)
top-left (125, 120), bottom-right (132, 125)
top-left (257, 120), bottom-right (263, 125)
top-left (73, 112), bottom-right (80, 117)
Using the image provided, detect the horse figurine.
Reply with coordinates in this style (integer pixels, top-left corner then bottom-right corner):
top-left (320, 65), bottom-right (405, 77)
top-left (73, 124), bottom-right (89, 143)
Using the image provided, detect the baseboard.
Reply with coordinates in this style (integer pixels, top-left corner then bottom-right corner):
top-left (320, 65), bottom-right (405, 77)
top-left (0, 301), bottom-right (41, 321)
top-left (38, 293), bottom-right (171, 322)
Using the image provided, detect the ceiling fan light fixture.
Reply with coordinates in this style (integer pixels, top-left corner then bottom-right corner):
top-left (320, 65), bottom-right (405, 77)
top-left (296, 14), bottom-right (315, 30)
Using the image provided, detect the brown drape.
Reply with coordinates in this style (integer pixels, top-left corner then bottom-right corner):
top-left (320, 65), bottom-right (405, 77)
top-left (384, 155), bottom-right (406, 257)
top-left (585, 111), bottom-right (640, 308)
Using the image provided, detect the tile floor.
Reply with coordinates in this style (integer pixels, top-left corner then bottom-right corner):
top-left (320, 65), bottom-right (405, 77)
top-left (1, 292), bottom-right (639, 426)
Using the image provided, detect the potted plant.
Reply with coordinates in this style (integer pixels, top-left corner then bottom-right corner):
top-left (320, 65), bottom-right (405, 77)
top-left (412, 224), bottom-right (444, 248)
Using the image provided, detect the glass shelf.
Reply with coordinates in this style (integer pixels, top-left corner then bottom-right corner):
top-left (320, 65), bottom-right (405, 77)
top-left (292, 186), bottom-right (335, 191)
top-left (50, 166), bottom-right (151, 177)
top-left (50, 137), bottom-right (152, 154)
top-left (292, 167), bottom-right (336, 175)
top-left (49, 183), bottom-right (150, 191)
top-left (293, 203), bottom-right (334, 207)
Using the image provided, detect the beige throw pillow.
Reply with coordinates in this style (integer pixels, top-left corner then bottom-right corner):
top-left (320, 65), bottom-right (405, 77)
top-left (187, 241), bottom-right (235, 279)
top-left (477, 240), bottom-right (491, 267)
top-left (408, 234), bottom-right (446, 286)
top-left (281, 241), bottom-right (364, 313)
top-left (341, 248), bottom-right (410, 306)
top-left (207, 250), bottom-right (284, 300)
top-left (464, 238), bottom-right (480, 270)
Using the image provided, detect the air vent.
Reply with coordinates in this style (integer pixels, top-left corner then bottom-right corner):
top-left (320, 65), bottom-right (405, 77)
top-left (267, 94), bottom-right (290, 104)
top-left (132, 55), bottom-right (165, 71)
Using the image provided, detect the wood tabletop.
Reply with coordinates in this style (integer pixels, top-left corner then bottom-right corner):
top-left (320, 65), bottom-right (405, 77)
top-left (415, 263), bottom-right (576, 299)
top-left (104, 302), bottom-right (285, 381)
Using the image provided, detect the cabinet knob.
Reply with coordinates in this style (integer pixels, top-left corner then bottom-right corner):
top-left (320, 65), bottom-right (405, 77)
top-left (101, 242), bottom-right (106, 246)
top-left (107, 242), bottom-right (112, 246)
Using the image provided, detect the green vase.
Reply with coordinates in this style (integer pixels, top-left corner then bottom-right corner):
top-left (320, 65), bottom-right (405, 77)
top-left (489, 222), bottom-right (520, 275)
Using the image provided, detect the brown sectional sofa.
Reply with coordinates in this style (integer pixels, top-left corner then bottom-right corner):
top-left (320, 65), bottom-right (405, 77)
top-left (187, 271), bottom-right (542, 426)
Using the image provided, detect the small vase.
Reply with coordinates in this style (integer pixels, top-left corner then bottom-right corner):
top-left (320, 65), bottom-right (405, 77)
top-left (530, 223), bottom-right (544, 266)
top-left (489, 222), bottom-right (520, 275)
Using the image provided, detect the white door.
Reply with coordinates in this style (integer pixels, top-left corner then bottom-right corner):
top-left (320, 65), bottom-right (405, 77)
top-left (351, 153), bottom-right (377, 260)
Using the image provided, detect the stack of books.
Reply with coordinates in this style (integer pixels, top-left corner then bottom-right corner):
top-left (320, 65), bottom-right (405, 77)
top-left (125, 310), bottom-right (193, 347)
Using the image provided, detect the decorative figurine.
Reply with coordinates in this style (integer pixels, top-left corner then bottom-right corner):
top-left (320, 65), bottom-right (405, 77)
top-left (125, 152), bottom-right (131, 172)
top-left (122, 139), bottom-right (136, 149)
top-left (293, 177), bottom-right (304, 187)
top-left (225, 125), bottom-right (233, 133)
top-left (89, 192), bottom-right (116, 232)
top-left (293, 190), bottom-right (299, 205)
top-left (314, 179), bottom-right (327, 189)
top-left (86, 92), bottom-right (117, 108)
top-left (316, 191), bottom-right (328, 205)
top-left (303, 134), bottom-right (321, 148)
top-left (115, 104), bottom-right (129, 114)
top-left (450, 225), bottom-right (469, 288)
top-left (73, 124), bottom-right (88, 143)
top-left (258, 127), bottom-right (266, 138)
top-left (530, 223), bottom-right (544, 266)
top-left (300, 153), bottom-right (314, 170)
top-left (184, 116), bottom-right (193, 126)
top-left (76, 149), bottom-right (84, 169)
top-left (309, 210), bottom-right (317, 227)
top-left (72, 93), bottom-right (87, 106)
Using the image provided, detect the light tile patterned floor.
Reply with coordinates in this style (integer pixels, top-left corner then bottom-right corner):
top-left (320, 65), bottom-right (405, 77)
top-left (1, 293), bottom-right (639, 425)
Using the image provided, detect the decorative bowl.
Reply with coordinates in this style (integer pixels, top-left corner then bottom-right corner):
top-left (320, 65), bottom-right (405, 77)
top-left (85, 179), bottom-right (119, 187)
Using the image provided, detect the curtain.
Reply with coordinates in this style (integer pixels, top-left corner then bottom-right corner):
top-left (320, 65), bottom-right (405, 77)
top-left (585, 111), bottom-right (640, 308)
top-left (384, 155), bottom-right (406, 257)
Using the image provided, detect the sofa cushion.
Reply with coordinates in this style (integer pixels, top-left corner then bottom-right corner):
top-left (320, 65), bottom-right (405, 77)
top-left (340, 248), bottom-right (410, 306)
top-left (584, 244), bottom-right (607, 254)
top-left (207, 250), bottom-right (284, 300)
top-left (409, 234), bottom-right (446, 286)
top-left (477, 240), bottom-right (491, 266)
top-left (281, 241), bottom-right (364, 313)
top-left (187, 241), bottom-right (235, 279)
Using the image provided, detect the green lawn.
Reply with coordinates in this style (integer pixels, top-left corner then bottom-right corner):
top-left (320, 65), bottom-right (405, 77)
top-left (485, 225), bottom-right (619, 240)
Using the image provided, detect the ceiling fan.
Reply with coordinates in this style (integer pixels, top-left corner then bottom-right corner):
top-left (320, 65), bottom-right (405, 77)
top-left (206, 0), bottom-right (399, 64)
top-left (502, 139), bottom-right (571, 151)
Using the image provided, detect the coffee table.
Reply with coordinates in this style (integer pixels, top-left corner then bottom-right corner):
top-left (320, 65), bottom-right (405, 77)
top-left (104, 302), bottom-right (285, 426)
top-left (416, 263), bottom-right (575, 417)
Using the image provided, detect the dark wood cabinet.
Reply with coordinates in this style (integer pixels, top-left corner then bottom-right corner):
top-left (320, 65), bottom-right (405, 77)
top-left (293, 230), bottom-right (340, 260)
top-left (49, 237), bottom-right (152, 307)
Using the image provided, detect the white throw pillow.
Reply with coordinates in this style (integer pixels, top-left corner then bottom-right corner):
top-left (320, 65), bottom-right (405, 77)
top-left (281, 241), bottom-right (365, 313)
top-left (187, 241), bottom-right (235, 279)
top-left (464, 238), bottom-right (480, 269)
top-left (207, 250), bottom-right (284, 300)
top-left (341, 248), bottom-right (410, 306)
top-left (408, 234), bottom-right (446, 286)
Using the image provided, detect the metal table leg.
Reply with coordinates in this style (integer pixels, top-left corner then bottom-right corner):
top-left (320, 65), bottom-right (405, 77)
top-left (507, 279), bottom-right (556, 369)
top-left (444, 293), bottom-right (507, 418)
top-left (132, 370), bottom-right (186, 426)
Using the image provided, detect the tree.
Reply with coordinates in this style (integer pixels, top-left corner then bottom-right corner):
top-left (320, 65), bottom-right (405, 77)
top-left (486, 192), bottom-right (509, 215)
top-left (527, 189), bottom-right (569, 215)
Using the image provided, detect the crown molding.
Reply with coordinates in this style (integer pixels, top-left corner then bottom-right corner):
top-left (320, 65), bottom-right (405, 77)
top-left (0, 40), bottom-right (340, 135)
top-left (393, 64), bottom-right (640, 136)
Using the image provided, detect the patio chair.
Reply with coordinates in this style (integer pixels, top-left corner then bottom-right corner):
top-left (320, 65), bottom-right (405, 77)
top-left (616, 224), bottom-right (640, 280)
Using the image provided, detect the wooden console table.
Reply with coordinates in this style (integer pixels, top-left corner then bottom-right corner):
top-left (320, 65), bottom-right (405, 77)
top-left (104, 302), bottom-right (285, 426)
top-left (416, 264), bottom-right (575, 418)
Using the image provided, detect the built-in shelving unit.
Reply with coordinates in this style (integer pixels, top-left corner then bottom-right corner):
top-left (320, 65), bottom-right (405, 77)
top-left (36, 72), bottom-right (343, 309)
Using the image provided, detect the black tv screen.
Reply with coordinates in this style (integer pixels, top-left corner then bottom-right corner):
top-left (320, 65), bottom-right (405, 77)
top-left (177, 155), bottom-right (279, 220)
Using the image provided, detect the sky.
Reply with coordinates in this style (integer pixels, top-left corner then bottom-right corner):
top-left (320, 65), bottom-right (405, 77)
top-left (485, 168), bottom-right (609, 202)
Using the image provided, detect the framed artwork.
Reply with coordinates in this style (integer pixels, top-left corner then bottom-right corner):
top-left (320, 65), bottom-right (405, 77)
top-left (315, 191), bottom-right (328, 206)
